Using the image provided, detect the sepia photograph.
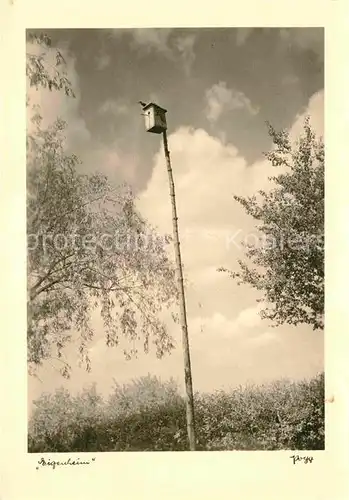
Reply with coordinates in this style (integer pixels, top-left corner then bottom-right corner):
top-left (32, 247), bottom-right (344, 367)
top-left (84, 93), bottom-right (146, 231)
top-left (26, 27), bottom-right (324, 453)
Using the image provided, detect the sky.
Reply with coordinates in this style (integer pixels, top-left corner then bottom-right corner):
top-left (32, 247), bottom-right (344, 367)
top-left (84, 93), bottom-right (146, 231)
top-left (27, 28), bottom-right (324, 412)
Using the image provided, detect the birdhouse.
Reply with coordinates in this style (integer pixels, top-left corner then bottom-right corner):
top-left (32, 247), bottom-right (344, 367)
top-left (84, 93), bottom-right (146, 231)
top-left (142, 102), bottom-right (167, 134)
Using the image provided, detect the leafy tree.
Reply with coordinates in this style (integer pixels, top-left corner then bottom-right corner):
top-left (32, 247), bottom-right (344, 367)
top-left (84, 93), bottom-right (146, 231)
top-left (219, 120), bottom-right (324, 330)
top-left (26, 31), bottom-right (75, 98)
top-left (28, 384), bottom-right (106, 452)
top-left (104, 375), bottom-right (186, 451)
top-left (106, 374), bottom-right (182, 416)
top-left (26, 33), bottom-right (178, 374)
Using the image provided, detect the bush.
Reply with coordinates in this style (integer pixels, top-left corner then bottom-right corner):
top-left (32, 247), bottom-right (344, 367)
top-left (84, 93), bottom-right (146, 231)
top-left (28, 373), bottom-right (324, 452)
top-left (197, 373), bottom-right (324, 450)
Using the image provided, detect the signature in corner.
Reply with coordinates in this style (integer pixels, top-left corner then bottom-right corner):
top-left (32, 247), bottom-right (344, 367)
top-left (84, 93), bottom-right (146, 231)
top-left (290, 454), bottom-right (314, 465)
top-left (36, 457), bottom-right (96, 470)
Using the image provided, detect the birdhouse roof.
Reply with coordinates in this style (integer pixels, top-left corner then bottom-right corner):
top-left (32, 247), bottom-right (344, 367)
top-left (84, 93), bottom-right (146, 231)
top-left (143, 102), bottom-right (167, 113)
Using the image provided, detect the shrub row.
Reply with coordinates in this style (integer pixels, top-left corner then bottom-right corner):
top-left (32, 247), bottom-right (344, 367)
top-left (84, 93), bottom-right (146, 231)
top-left (28, 373), bottom-right (324, 452)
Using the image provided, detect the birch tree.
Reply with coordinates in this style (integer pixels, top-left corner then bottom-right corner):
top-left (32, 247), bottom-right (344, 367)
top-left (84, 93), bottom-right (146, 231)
top-left (27, 33), bottom-right (178, 375)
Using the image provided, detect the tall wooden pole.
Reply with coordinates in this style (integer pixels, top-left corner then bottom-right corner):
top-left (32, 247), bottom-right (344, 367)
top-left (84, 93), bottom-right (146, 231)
top-left (162, 130), bottom-right (196, 451)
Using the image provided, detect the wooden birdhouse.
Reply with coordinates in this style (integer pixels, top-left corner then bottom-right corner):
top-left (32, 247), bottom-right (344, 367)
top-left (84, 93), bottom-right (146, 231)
top-left (142, 102), bottom-right (167, 134)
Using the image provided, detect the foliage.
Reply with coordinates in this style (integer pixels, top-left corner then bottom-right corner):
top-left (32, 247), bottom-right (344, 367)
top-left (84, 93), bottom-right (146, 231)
top-left (27, 117), bottom-right (177, 372)
top-left (219, 120), bottom-right (324, 330)
top-left (107, 373), bottom-right (183, 417)
top-left (196, 374), bottom-right (324, 450)
top-left (28, 384), bottom-right (107, 453)
top-left (26, 33), bottom-right (178, 373)
top-left (28, 373), bottom-right (324, 452)
top-left (26, 32), bottom-right (75, 98)
top-left (28, 376), bottom-right (187, 452)
top-left (103, 374), bottom-right (187, 451)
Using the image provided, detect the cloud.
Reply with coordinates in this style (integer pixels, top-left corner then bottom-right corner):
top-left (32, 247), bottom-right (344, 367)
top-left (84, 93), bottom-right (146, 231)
top-left (137, 126), bottom-right (268, 235)
top-left (26, 42), bottom-right (141, 186)
top-left (130, 28), bottom-right (173, 55)
top-left (137, 87), bottom-right (324, 331)
top-left (236, 304), bottom-right (264, 329)
top-left (174, 34), bottom-right (196, 76)
top-left (114, 28), bottom-right (196, 76)
top-left (81, 139), bottom-right (140, 186)
top-left (190, 303), bottom-right (264, 340)
top-left (28, 89), bottom-right (324, 404)
top-left (136, 125), bottom-right (277, 339)
top-left (205, 81), bottom-right (259, 122)
top-left (282, 74), bottom-right (300, 86)
top-left (247, 330), bottom-right (279, 347)
top-left (234, 28), bottom-right (323, 61)
top-left (279, 28), bottom-right (324, 61)
top-left (290, 89), bottom-right (324, 140)
top-left (98, 98), bottom-right (129, 116)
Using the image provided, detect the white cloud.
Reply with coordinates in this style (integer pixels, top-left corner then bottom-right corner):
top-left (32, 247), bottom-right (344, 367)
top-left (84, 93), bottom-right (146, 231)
top-left (137, 88), bottom-right (323, 353)
top-left (205, 81), bottom-right (259, 122)
top-left (236, 304), bottom-right (264, 329)
top-left (190, 303), bottom-right (264, 340)
top-left (114, 28), bottom-right (196, 76)
top-left (290, 89), bottom-right (324, 140)
top-left (247, 331), bottom-right (279, 347)
top-left (137, 126), bottom-right (273, 240)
